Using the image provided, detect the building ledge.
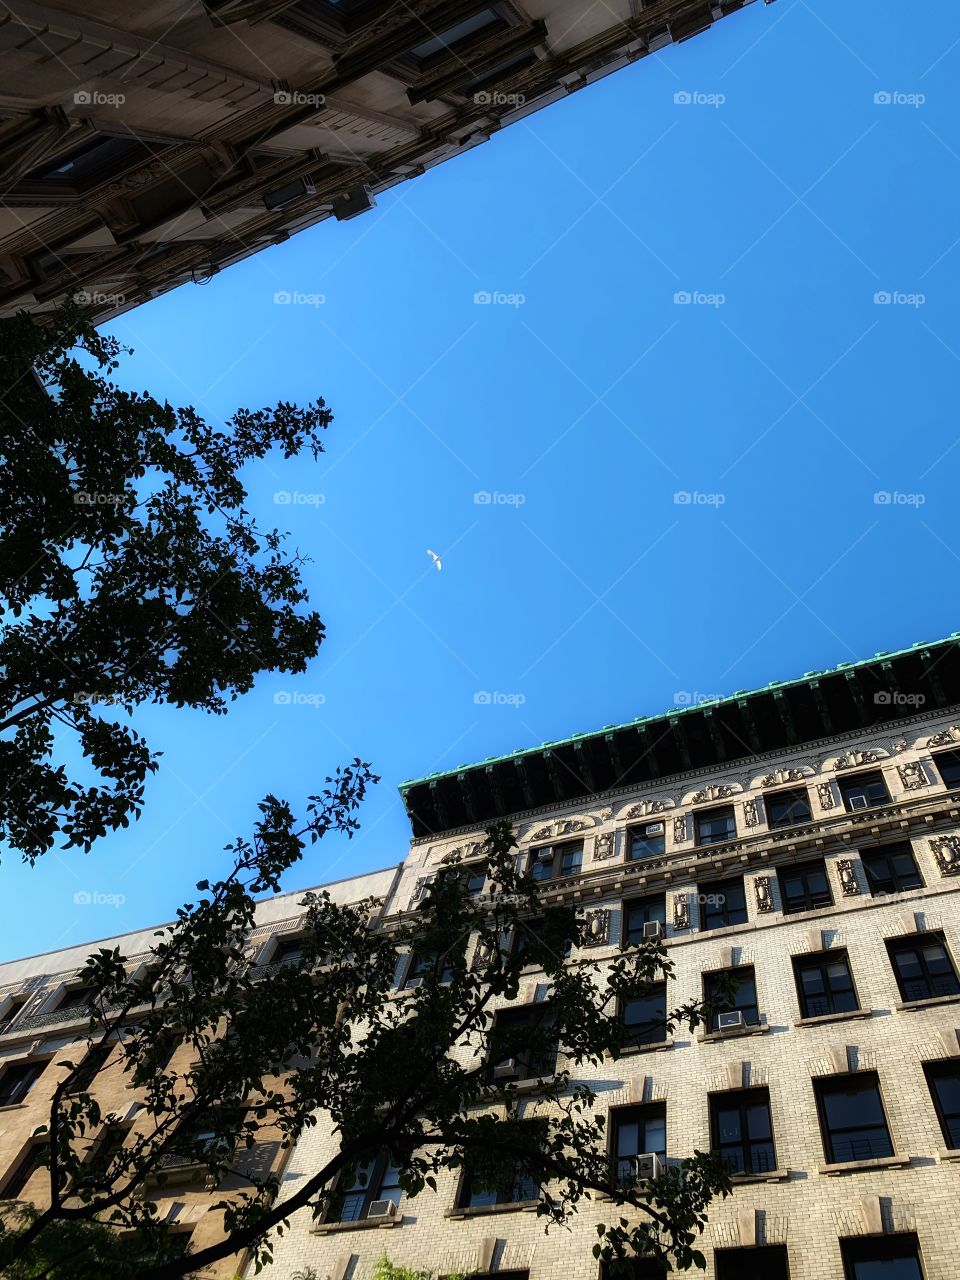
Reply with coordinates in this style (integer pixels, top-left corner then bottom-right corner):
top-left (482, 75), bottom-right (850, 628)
top-left (445, 1200), bottom-right (540, 1220)
top-left (895, 994), bottom-right (960, 1012)
top-left (795, 1008), bottom-right (875, 1028)
top-left (0, 1102), bottom-right (26, 1114)
top-left (818, 1155), bottom-right (911, 1176)
top-left (699, 1023), bottom-right (771, 1044)
top-left (312, 1215), bottom-right (403, 1234)
top-left (730, 1169), bottom-right (790, 1185)
top-left (613, 1040), bottom-right (674, 1058)
top-left (938, 1147), bottom-right (960, 1163)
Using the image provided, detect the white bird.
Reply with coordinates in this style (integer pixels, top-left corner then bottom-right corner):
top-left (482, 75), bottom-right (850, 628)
top-left (427, 548), bottom-right (442, 572)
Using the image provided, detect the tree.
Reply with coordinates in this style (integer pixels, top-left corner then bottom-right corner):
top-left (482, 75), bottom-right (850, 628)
top-left (0, 305), bottom-right (331, 863)
top-left (0, 805), bottom-right (731, 1279)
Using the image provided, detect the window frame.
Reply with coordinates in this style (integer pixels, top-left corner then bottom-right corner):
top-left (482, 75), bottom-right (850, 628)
top-left (703, 966), bottom-right (760, 1031)
top-left (923, 1060), bottom-right (960, 1149)
top-left (0, 1057), bottom-right (48, 1108)
top-left (487, 1004), bottom-right (558, 1082)
top-left (619, 982), bottom-right (668, 1049)
top-left (628, 822), bottom-right (666, 862)
top-left (777, 858), bottom-right (833, 914)
top-left (793, 950), bottom-right (860, 1019)
top-left (932, 749), bottom-right (960, 790)
top-left (838, 769), bottom-right (890, 812)
top-left (714, 1246), bottom-right (791, 1280)
top-left (622, 894), bottom-right (667, 945)
top-left (331, 1150), bottom-right (405, 1223)
top-left (609, 1103), bottom-right (667, 1185)
top-left (813, 1071), bottom-right (895, 1164)
top-left (526, 839), bottom-right (583, 882)
top-left (697, 877), bottom-right (748, 931)
top-left (860, 843), bottom-right (924, 896)
top-left (709, 1086), bottom-right (778, 1176)
top-left (886, 933), bottom-right (960, 1002)
top-left (694, 805), bottom-right (737, 848)
top-left (456, 1123), bottom-right (542, 1210)
top-left (765, 785), bottom-right (812, 829)
top-left (0, 1138), bottom-right (48, 1200)
top-left (840, 1233), bottom-right (925, 1280)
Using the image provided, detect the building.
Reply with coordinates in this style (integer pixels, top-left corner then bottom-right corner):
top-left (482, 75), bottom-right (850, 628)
top-left (0, 0), bottom-right (771, 324)
top-left (266, 634), bottom-right (960, 1280)
top-left (6, 634), bottom-right (960, 1279)
top-left (0, 863), bottom-right (402, 1277)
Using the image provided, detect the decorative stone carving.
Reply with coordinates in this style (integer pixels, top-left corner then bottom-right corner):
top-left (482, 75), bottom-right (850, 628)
top-left (625, 800), bottom-right (667, 818)
top-left (760, 768), bottom-right (806, 786)
top-left (672, 895), bottom-right (690, 931)
top-left (897, 761), bottom-right (928, 791)
top-left (892, 738), bottom-right (909, 753)
top-left (529, 818), bottom-right (587, 842)
top-left (928, 727), bottom-right (960, 748)
top-left (440, 841), bottom-right (482, 863)
top-left (593, 831), bottom-right (616, 861)
top-left (673, 814), bottom-right (688, 844)
top-left (692, 784), bottom-right (736, 803)
top-left (816, 782), bottom-right (836, 810)
top-left (529, 825), bottom-right (553, 842)
top-left (833, 750), bottom-right (881, 770)
top-left (931, 836), bottom-right (960, 877)
top-left (836, 859), bottom-right (861, 896)
top-left (743, 798), bottom-right (760, 828)
top-left (582, 909), bottom-right (611, 947)
top-left (754, 876), bottom-right (773, 913)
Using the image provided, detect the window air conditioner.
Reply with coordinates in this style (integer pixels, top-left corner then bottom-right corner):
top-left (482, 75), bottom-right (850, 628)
top-left (366, 1200), bottom-right (397, 1220)
top-left (643, 920), bottom-right (664, 940)
top-left (631, 1153), bottom-right (664, 1181)
top-left (645, 823), bottom-right (664, 836)
top-left (493, 1059), bottom-right (518, 1079)
top-left (849, 794), bottom-right (868, 810)
top-left (717, 1010), bottom-right (744, 1030)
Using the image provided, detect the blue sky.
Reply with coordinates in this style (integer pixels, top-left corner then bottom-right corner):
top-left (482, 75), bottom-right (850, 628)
top-left (5, 0), bottom-right (960, 961)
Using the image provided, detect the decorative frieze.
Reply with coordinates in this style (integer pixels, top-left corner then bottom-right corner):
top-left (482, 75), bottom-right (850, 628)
top-left (833, 750), bottom-right (882, 769)
top-left (816, 782), bottom-right (836, 810)
top-left (836, 858), bottom-right (860, 896)
top-left (928, 727), bottom-right (960, 748)
top-left (673, 814), bottom-right (688, 844)
top-left (624, 800), bottom-right (668, 818)
top-left (691, 784), bottom-right (736, 803)
top-left (760, 768), bottom-right (805, 786)
top-left (581, 908), bottom-right (611, 947)
top-left (931, 836), bottom-right (960, 877)
top-left (754, 876), bottom-right (774, 913)
top-left (896, 761), bottom-right (928, 791)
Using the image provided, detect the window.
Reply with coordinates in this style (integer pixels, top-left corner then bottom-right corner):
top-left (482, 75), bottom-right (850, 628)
top-left (0, 997), bottom-right (27, 1031)
top-left (933, 749), bottom-right (960, 789)
top-left (793, 951), bottom-right (859, 1018)
top-left (620, 983), bottom-right (667, 1048)
top-left (84, 1122), bottom-right (131, 1180)
top-left (715, 1247), bottom-right (791, 1280)
top-left (334, 1152), bottom-right (403, 1222)
top-left (841, 1234), bottom-right (924, 1280)
top-left (457, 1128), bottom-right (540, 1208)
top-left (814, 1072), bottom-right (893, 1163)
top-left (695, 806), bottom-right (737, 847)
top-left (527, 842), bottom-right (582, 881)
top-left (778, 859), bottom-right (833, 914)
top-left (860, 844), bottom-right (924, 895)
top-left (611, 1104), bottom-right (666, 1184)
top-left (839, 770), bottom-right (890, 812)
top-left (408, 8), bottom-right (505, 62)
top-left (68, 1040), bottom-right (115, 1093)
top-left (622, 895), bottom-right (667, 944)
top-left (886, 934), bottom-right (960, 1001)
top-left (488, 1006), bottom-right (557, 1081)
top-left (600, 1263), bottom-right (667, 1280)
top-left (272, 936), bottom-right (306, 966)
top-left (710, 1088), bottom-right (777, 1175)
top-left (629, 822), bottom-right (665, 861)
top-left (924, 1061), bottom-right (960, 1148)
top-left (23, 135), bottom-right (146, 188)
top-left (458, 50), bottom-right (538, 95)
top-left (57, 986), bottom-right (95, 1012)
top-left (513, 916), bottom-right (572, 964)
top-left (403, 949), bottom-right (454, 988)
top-left (765, 786), bottom-right (812, 829)
top-left (698, 878), bottom-right (748, 930)
top-left (0, 1141), bottom-right (47, 1200)
top-left (703, 967), bottom-right (759, 1031)
top-left (0, 1059), bottom-right (47, 1107)
top-left (460, 864), bottom-right (487, 896)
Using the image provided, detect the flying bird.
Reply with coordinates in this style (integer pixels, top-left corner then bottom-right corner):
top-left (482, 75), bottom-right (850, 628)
top-left (427, 549), bottom-right (442, 572)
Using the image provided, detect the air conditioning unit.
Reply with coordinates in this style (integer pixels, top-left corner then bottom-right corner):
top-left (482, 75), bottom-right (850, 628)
top-left (849, 794), bottom-right (868, 810)
top-left (493, 1059), bottom-right (518, 1079)
top-left (630, 1153), bottom-right (664, 1181)
top-left (644, 823), bottom-right (664, 836)
top-left (643, 920), bottom-right (664, 940)
top-left (717, 1010), bottom-right (744, 1030)
top-left (263, 175), bottom-right (316, 211)
top-left (366, 1199), bottom-right (397, 1220)
top-left (535, 850), bottom-right (554, 864)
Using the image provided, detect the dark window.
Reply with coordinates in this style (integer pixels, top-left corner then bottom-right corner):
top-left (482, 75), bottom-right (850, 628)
top-left (461, 864), bottom-right (487, 896)
top-left (622, 895), bottom-right (666, 944)
top-left (815, 1072), bottom-right (894, 1163)
top-left (488, 1006), bottom-right (557, 1082)
top-left (84, 1123), bottom-right (131, 1181)
top-left (715, 1246), bottom-right (791, 1280)
top-left (272, 936), bottom-right (305, 966)
top-left (458, 1128), bottom-right (540, 1208)
top-left (839, 770), bottom-right (890, 812)
top-left (403, 949), bottom-right (454, 988)
top-left (924, 1061), bottom-right (960, 1148)
top-left (794, 951), bottom-right (859, 1018)
top-left (841, 1234), bottom-right (924, 1280)
top-left (24, 135), bottom-right (146, 187)
top-left (459, 50), bottom-right (538, 95)
top-left (0, 1059), bottom-right (46, 1107)
top-left (335, 1152), bottom-right (403, 1222)
top-left (886, 934), bottom-right (960, 1002)
top-left (408, 7), bottom-right (505, 62)
top-left (600, 1264), bottom-right (668, 1280)
top-left (861, 844), bottom-right (924, 896)
top-left (765, 787), bottom-right (812, 829)
top-left (698, 878), bottom-right (748, 930)
top-left (0, 997), bottom-right (27, 1031)
top-left (710, 1088), bottom-right (777, 1175)
top-left (68, 1040), bottom-right (114, 1094)
top-left (611, 1104), bottom-right (666, 1183)
top-left (528, 842), bottom-right (582, 881)
top-left (1, 1141), bottom-right (47, 1199)
top-left (695, 806), bottom-right (737, 847)
top-left (513, 916), bottom-right (572, 964)
top-left (778, 859), bottom-right (833, 914)
top-left (933, 750), bottom-right (960, 789)
top-left (629, 823), bottom-right (665, 861)
top-left (57, 986), bottom-right (95, 1012)
top-left (620, 983), bottom-right (667, 1048)
top-left (703, 967), bottom-right (759, 1031)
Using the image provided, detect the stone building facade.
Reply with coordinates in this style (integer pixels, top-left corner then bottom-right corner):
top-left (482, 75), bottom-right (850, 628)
top-left (0, 0), bottom-right (770, 323)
